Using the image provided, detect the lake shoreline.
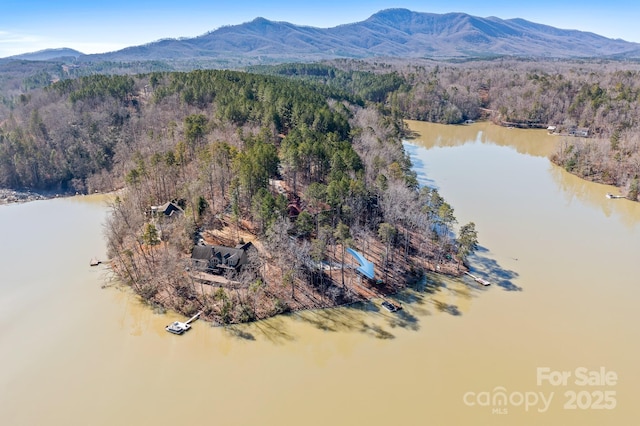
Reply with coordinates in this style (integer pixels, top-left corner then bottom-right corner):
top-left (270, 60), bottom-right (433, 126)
top-left (108, 226), bottom-right (468, 326)
top-left (0, 188), bottom-right (66, 205)
top-left (4, 123), bottom-right (639, 425)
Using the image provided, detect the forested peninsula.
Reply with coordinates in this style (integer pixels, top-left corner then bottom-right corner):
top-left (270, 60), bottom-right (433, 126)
top-left (0, 68), bottom-right (478, 323)
top-left (2, 58), bottom-right (640, 322)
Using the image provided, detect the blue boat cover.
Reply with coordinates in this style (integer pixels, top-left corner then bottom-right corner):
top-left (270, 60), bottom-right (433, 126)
top-left (346, 248), bottom-right (375, 280)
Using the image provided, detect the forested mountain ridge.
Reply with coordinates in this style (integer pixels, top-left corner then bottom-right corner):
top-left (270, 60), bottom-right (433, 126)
top-left (5, 48), bottom-right (84, 62)
top-left (82, 9), bottom-right (640, 61)
top-left (9, 9), bottom-right (639, 65)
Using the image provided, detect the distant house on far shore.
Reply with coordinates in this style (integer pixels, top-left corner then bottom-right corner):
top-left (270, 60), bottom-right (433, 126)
top-left (191, 242), bottom-right (253, 274)
top-left (568, 127), bottom-right (590, 138)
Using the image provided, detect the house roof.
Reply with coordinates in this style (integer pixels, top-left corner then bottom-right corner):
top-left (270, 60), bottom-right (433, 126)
top-left (213, 245), bottom-right (249, 267)
top-left (151, 201), bottom-right (184, 216)
top-left (191, 243), bottom-right (253, 268)
top-left (346, 247), bottom-right (375, 280)
top-left (191, 245), bottom-right (214, 260)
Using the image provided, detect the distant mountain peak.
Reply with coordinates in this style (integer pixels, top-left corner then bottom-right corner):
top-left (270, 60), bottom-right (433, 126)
top-left (370, 8), bottom-right (415, 19)
top-left (250, 17), bottom-right (272, 25)
top-left (367, 9), bottom-right (471, 24)
top-left (7, 48), bottom-right (83, 61)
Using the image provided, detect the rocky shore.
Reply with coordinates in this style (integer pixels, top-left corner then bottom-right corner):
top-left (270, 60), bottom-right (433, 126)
top-left (0, 189), bottom-right (63, 205)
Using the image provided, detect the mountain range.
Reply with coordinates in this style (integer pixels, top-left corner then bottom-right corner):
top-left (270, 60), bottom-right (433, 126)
top-left (7, 9), bottom-right (640, 63)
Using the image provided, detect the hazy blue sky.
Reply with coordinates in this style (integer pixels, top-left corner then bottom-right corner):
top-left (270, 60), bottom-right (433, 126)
top-left (1, 0), bottom-right (639, 57)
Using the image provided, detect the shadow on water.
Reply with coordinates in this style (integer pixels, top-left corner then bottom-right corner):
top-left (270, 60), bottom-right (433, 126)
top-left (224, 315), bottom-right (296, 344)
top-left (292, 303), bottom-right (399, 339)
top-left (223, 262), bottom-right (505, 343)
top-left (475, 245), bottom-right (490, 253)
top-left (385, 307), bottom-right (421, 331)
top-left (398, 273), bottom-right (464, 319)
top-left (410, 273), bottom-right (447, 295)
top-left (223, 325), bottom-right (256, 341)
top-left (403, 143), bottom-right (439, 188)
top-left (432, 300), bottom-right (462, 316)
top-left (393, 284), bottom-right (438, 322)
top-left (254, 316), bottom-right (297, 343)
top-left (403, 130), bottom-right (421, 140)
top-left (360, 321), bottom-right (396, 340)
top-left (469, 246), bottom-right (522, 291)
top-left (222, 303), bottom-right (397, 343)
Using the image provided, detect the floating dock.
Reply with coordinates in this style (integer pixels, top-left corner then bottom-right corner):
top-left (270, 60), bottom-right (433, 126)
top-left (606, 193), bottom-right (625, 199)
top-left (165, 311), bottom-right (202, 335)
top-left (381, 300), bottom-right (402, 312)
top-left (465, 272), bottom-right (491, 286)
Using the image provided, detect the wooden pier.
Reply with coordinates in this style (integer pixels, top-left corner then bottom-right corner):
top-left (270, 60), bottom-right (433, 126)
top-left (465, 271), bottom-right (491, 286)
top-left (185, 311), bottom-right (202, 325)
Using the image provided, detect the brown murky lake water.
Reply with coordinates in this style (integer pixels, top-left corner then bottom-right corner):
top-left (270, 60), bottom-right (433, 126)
top-left (1, 121), bottom-right (639, 425)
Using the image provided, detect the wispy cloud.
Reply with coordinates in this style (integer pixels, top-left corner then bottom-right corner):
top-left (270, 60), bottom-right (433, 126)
top-left (0, 30), bottom-right (47, 57)
top-left (0, 30), bottom-right (41, 44)
top-left (0, 30), bottom-right (125, 57)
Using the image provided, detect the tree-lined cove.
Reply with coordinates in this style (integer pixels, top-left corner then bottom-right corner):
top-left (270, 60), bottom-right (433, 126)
top-left (2, 121), bottom-right (639, 425)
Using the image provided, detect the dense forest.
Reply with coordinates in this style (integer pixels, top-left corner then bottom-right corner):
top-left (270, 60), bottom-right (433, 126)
top-left (3, 59), bottom-right (640, 198)
top-left (250, 59), bottom-right (640, 200)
